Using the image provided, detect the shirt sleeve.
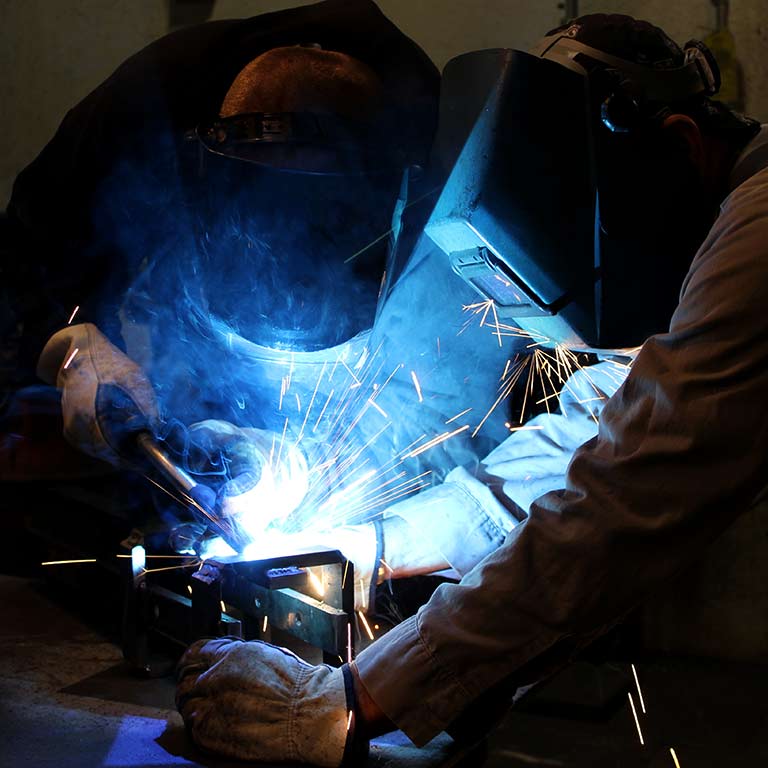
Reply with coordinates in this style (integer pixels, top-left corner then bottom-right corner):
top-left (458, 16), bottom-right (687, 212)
top-left (355, 166), bottom-right (768, 746)
top-left (383, 361), bottom-right (627, 575)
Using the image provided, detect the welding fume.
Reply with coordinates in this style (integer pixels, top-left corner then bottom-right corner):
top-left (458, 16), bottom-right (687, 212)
top-left (9, 0), bottom-right (751, 636)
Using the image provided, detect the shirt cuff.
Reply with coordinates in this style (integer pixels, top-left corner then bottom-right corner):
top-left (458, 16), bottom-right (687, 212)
top-left (354, 613), bottom-right (472, 746)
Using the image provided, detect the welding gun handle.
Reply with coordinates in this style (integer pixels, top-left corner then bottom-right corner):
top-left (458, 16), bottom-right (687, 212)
top-left (135, 430), bottom-right (217, 518)
top-left (134, 431), bottom-right (249, 553)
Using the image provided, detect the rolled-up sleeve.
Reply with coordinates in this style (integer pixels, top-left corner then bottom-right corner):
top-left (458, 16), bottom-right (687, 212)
top-left (356, 167), bottom-right (768, 746)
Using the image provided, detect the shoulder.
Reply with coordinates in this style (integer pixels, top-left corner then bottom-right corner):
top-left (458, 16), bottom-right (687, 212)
top-left (677, 166), bottom-right (768, 322)
top-left (719, 165), bottom-right (768, 229)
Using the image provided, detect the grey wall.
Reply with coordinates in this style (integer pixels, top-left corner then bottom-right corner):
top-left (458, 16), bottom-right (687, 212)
top-left (2, 1), bottom-right (766, 207)
top-left (0, 0), bottom-right (166, 210)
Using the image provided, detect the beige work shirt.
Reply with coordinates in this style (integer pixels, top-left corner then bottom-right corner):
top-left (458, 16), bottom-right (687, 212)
top-left (355, 134), bottom-right (768, 746)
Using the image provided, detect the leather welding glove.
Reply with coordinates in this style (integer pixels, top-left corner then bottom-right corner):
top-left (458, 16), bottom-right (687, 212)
top-left (176, 637), bottom-right (365, 767)
top-left (36, 323), bottom-right (158, 465)
top-left (184, 419), bottom-right (310, 536)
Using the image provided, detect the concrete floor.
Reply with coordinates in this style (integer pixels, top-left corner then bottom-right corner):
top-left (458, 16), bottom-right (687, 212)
top-left (3, 572), bottom-right (768, 768)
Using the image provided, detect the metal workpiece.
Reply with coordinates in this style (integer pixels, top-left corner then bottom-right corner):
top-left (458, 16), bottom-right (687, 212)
top-left (196, 550), bottom-right (356, 659)
top-left (119, 535), bottom-right (190, 676)
top-left (119, 539), bottom-right (357, 672)
top-left (119, 537), bottom-right (151, 674)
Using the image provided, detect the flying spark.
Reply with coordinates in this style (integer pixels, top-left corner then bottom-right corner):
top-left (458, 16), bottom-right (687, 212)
top-left (41, 558), bottom-right (96, 566)
top-left (367, 397), bottom-right (388, 418)
top-left (405, 424), bottom-right (470, 459)
top-left (67, 305), bottom-right (80, 324)
top-left (141, 561), bottom-right (201, 575)
top-left (628, 692), bottom-right (644, 746)
top-left (358, 610), bottom-right (375, 641)
top-left (116, 554), bottom-right (192, 559)
top-left (343, 184), bottom-right (441, 264)
top-left (446, 407), bottom-right (472, 424)
top-left (670, 747), bottom-right (682, 767)
top-left (410, 371), bottom-right (423, 403)
top-left (63, 348), bottom-right (79, 369)
top-left (297, 362), bottom-right (326, 442)
top-left (313, 388), bottom-right (335, 432)
top-left (631, 664), bottom-right (646, 713)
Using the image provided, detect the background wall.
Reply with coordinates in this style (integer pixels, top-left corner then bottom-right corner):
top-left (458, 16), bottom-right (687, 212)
top-left (1, 0), bottom-right (766, 208)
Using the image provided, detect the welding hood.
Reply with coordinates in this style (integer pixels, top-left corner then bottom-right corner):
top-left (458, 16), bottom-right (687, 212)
top-left (425, 48), bottom-right (707, 351)
top-left (178, 111), bottom-right (412, 354)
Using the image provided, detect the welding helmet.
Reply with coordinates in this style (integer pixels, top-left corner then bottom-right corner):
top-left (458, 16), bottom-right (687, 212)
top-left (181, 107), bottom-right (421, 355)
top-left (426, 15), bottom-right (726, 351)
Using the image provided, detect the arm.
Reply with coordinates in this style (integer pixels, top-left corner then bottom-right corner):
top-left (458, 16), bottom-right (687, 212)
top-left (354, 168), bottom-right (768, 746)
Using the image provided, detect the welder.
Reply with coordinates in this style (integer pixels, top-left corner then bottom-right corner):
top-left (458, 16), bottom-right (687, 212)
top-left (1, 0), bottom-right (437, 443)
top-left (169, 14), bottom-right (768, 766)
top-left (3, 0), bottom-right (520, 595)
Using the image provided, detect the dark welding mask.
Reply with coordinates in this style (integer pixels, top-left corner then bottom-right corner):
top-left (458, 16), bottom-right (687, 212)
top-left (181, 110), bottom-right (413, 352)
top-left (425, 24), bottom-right (720, 351)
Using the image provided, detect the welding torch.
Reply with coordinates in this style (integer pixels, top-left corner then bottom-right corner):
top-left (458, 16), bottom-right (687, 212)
top-left (35, 322), bottom-right (250, 554)
top-left (135, 431), bottom-right (250, 554)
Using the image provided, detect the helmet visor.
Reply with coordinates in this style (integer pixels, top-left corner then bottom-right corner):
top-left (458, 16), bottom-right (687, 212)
top-left (185, 138), bottom-right (404, 351)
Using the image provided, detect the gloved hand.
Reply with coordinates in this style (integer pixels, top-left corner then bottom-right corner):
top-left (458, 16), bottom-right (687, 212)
top-left (182, 419), bottom-right (310, 537)
top-left (36, 323), bottom-right (158, 464)
top-left (176, 637), bottom-right (364, 767)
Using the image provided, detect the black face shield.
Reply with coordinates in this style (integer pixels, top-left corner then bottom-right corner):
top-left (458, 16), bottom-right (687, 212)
top-left (180, 111), bottom-right (410, 351)
top-left (425, 36), bottom-right (720, 351)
